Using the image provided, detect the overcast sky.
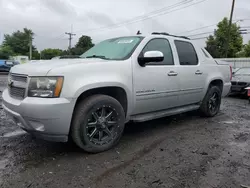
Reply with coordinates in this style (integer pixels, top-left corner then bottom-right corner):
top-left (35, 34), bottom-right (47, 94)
top-left (0, 0), bottom-right (250, 51)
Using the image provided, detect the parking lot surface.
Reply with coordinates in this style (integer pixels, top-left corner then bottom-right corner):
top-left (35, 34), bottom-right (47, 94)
top-left (0, 74), bottom-right (250, 188)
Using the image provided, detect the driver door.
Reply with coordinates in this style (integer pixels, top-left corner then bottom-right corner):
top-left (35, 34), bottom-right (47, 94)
top-left (132, 38), bottom-right (180, 114)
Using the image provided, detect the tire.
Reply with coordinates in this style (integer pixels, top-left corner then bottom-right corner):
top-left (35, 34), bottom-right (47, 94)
top-left (200, 86), bottom-right (222, 117)
top-left (71, 94), bottom-right (125, 153)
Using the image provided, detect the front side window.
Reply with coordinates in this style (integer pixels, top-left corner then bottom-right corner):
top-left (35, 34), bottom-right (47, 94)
top-left (141, 38), bottom-right (174, 65)
top-left (80, 36), bottom-right (144, 60)
top-left (175, 40), bottom-right (198, 65)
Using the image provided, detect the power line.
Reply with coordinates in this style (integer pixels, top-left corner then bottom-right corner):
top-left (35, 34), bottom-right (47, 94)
top-left (53, 33), bottom-right (68, 40)
top-left (35, 33), bottom-right (67, 41)
top-left (177, 23), bottom-right (217, 35)
top-left (75, 0), bottom-right (208, 34)
top-left (189, 28), bottom-right (250, 39)
top-left (240, 31), bottom-right (250, 34)
top-left (190, 30), bottom-right (250, 41)
top-left (74, 0), bottom-right (193, 33)
top-left (187, 31), bottom-right (214, 37)
top-left (241, 26), bottom-right (250, 28)
top-left (177, 18), bottom-right (249, 35)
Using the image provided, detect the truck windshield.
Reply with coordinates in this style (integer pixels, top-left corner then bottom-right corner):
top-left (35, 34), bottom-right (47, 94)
top-left (80, 36), bottom-right (144, 60)
top-left (235, 68), bottom-right (250, 75)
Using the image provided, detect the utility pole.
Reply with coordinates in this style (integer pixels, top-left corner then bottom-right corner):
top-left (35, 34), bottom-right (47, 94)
top-left (40, 51), bottom-right (42, 60)
top-left (29, 33), bottom-right (32, 60)
top-left (65, 32), bottom-right (76, 51)
top-left (225, 0), bottom-right (236, 58)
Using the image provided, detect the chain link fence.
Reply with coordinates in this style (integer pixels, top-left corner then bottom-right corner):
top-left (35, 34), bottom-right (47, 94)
top-left (215, 58), bottom-right (250, 70)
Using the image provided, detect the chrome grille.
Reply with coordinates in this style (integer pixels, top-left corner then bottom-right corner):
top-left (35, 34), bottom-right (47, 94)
top-left (9, 87), bottom-right (26, 99)
top-left (8, 74), bottom-right (28, 99)
top-left (10, 74), bottom-right (28, 83)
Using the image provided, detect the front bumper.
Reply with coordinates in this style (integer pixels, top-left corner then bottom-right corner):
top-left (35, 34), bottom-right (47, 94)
top-left (2, 89), bottom-right (76, 142)
top-left (231, 85), bottom-right (249, 95)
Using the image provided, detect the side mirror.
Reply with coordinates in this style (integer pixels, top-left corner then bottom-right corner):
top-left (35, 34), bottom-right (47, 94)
top-left (138, 51), bottom-right (164, 66)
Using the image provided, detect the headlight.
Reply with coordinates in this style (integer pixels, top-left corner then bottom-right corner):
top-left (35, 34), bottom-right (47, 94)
top-left (28, 77), bottom-right (64, 98)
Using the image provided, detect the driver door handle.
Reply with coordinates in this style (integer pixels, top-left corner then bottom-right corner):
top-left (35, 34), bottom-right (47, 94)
top-left (195, 70), bottom-right (203, 75)
top-left (168, 71), bottom-right (178, 76)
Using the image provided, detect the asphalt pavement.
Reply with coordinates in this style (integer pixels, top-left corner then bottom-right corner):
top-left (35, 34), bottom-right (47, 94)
top-left (0, 73), bottom-right (8, 92)
top-left (0, 74), bottom-right (250, 188)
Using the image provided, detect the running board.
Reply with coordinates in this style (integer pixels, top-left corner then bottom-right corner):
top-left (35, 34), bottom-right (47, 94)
top-left (130, 104), bottom-right (200, 122)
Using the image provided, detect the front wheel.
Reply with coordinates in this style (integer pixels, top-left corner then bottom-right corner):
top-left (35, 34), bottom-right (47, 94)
top-left (200, 86), bottom-right (222, 117)
top-left (71, 95), bottom-right (125, 153)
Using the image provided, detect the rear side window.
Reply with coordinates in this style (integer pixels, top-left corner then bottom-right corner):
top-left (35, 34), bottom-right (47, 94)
top-left (174, 40), bottom-right (198, 65)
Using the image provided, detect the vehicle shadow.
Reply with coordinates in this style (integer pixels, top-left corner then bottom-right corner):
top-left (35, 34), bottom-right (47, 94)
top-left (0, 110), bottom-right (201, 176)
top-left (32, 110), bottom-right (200, 154)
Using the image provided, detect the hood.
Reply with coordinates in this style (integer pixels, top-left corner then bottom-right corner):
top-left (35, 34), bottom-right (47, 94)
top-left (232, 75), bottom-right (250, 83)
top-left (10, 58), bottom-right (105, 76)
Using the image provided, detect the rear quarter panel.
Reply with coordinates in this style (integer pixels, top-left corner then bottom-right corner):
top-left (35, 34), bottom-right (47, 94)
top-left (200, 58), bottom-right (231, 97)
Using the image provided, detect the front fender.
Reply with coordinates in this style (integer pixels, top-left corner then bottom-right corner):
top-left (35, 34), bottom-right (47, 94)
top-left (74, 81), bottom-right (132, 100)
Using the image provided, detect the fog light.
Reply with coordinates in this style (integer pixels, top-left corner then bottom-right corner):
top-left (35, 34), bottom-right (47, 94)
top-left (29, 121), bottom-right (45, 132)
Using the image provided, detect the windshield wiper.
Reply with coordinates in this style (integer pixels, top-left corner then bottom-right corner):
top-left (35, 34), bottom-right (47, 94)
top-left (85, 55), bottom-right (110, 60)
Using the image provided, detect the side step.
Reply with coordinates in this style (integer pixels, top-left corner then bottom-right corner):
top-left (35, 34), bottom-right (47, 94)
top-left (130, 104), bottom-right (200, 122)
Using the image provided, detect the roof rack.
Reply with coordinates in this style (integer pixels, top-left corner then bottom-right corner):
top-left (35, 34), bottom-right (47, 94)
top-left (151, 32), bottom-right (190, 40)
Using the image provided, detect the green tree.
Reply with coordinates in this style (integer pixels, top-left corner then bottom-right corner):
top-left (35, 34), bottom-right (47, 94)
top-left (206, 35), bottom-right (220, 58)
top-left (32, 50), bottom-right (41, 60)
top-left (72, 35), bottom-right (94, 55)
top-left (70, 47), bottom-right (86, 55)
top-left (2, 28), bottom-right (36, 57)
top-left (61, 50), bottom-right (70, 56)
top-left (0, 45), bottom-right (14, 59)
top-left (75, 35), bottom-right (94, 49)
top-left (41, 48), bottom-right (62, 59)
top-left (243, 41), bottom-right (250, 57)
top-left (205, 17), bottom-right (243, 58)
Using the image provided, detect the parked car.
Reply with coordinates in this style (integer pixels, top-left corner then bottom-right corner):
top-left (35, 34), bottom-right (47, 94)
top-left (232, 67), bottom-right (240, 73)
top-left (231, 67), bottom-right (250, 96)
top-left (2, 33), bottom-right (232, 153)
top-left (0, 60), bottom-right (20, 72)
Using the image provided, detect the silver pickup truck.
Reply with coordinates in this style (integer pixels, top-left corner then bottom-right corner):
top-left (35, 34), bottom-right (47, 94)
top-left (2, 33), bottom-right (232, 153)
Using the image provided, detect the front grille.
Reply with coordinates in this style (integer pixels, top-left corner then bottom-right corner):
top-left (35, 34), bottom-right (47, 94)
top-left (10, 74), bottom-right (28, 83)
top-left (231, 81), bottom-right (236, 85)
top-left (231, 81), bottom-right (248, 86)
top-left (9, 86), bottom-right (26, 99)
top-left (8, 74), bottom-right (28, 99)
top-left (238, 82), bottom-right (247, 86)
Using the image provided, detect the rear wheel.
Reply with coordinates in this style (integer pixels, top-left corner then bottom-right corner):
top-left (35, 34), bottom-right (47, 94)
top-left (200, 86), bottom-right (222, 117)
top-left (71, 95), bottom-right (125, 153)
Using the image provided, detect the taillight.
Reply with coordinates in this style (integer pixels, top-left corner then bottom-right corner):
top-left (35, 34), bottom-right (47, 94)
top-left (230, 66), bottom-right (232, 80)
